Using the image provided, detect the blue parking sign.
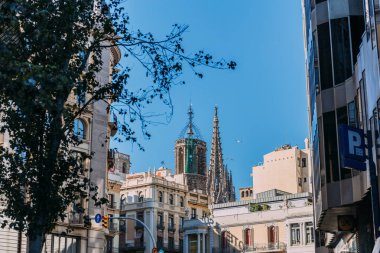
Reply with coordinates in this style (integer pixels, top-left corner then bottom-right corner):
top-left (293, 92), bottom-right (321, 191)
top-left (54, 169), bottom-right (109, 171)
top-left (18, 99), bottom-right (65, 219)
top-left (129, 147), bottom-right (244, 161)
top-left (338, 124), bottom-right (366, 171)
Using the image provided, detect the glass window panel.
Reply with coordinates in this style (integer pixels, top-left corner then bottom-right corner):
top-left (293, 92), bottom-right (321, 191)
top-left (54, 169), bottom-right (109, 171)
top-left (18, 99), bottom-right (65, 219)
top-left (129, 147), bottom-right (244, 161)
top-left (317, 22), bottom-right (333, 90)
top-left (350, 16), bottom-right (365, 65)
top-left (323, 111), bottom-right (339, 182)
top-left (331, 18), bottom-right (352, 85)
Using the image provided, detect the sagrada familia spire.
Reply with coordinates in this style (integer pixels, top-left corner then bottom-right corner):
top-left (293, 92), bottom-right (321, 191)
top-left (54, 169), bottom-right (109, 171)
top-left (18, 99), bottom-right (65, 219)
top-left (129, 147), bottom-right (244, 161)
top-left (207, 106), bottom-right (236, 204)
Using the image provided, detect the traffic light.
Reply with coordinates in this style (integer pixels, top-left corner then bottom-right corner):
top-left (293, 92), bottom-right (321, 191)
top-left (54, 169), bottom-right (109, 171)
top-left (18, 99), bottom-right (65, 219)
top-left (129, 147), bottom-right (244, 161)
top-left (102, 215), bottom-right (109, 229)
top-left (83, 215), bottom-right (91, 228)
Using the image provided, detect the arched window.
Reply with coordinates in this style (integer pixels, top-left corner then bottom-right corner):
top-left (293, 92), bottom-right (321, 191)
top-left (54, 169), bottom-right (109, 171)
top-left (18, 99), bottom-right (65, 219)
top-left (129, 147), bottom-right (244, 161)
top-left (268, 226), bottom-right (277, 243)
top-left (180, 196), bottom-right (184, 207)
top-left (138, 192), bottom-right (144, 202)
top-left (159, 191), bottom-right (163, 202)
top-left (242, 191), bottom-right (245, 198)
top-left (244, 228), bottom-right (253, 246)
top-left (169, 194), bottom-right (174, 205)
top-left (74, 119), bottom-right (86, 139)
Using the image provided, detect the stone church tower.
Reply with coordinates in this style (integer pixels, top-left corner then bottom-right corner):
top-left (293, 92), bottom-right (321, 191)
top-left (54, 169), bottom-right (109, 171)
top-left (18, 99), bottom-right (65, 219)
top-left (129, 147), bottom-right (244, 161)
top-left (175, 105), bottom-right (207, 193)
top-left (207, 106), bottom-right (236, 204)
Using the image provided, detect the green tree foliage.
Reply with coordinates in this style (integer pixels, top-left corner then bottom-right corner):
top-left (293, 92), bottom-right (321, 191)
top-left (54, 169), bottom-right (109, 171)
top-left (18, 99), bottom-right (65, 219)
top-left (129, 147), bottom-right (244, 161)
top-left (0, 0), bottom-right (236, 252)
top-left (249, 203), bottom-right (271, 212)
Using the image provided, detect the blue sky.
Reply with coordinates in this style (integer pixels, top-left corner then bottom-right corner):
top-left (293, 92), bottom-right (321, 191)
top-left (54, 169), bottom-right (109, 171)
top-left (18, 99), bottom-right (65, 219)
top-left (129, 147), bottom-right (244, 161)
top-left (111, 0), bottom-right (308, 198)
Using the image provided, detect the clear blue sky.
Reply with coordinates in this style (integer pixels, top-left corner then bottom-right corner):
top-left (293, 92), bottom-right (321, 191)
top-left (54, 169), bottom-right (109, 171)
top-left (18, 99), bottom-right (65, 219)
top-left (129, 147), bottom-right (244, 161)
top-left (111, 0), bottom-right (308, 198)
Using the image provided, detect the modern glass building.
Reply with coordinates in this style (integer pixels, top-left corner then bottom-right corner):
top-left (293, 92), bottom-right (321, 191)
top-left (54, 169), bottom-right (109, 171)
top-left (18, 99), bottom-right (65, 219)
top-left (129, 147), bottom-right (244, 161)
top-left (302, 0), bottom-right (380, 252)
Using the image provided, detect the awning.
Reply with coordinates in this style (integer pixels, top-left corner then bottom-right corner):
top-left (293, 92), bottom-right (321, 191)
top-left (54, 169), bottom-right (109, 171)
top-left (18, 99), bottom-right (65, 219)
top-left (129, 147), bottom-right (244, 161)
top-left (372, 237), bottom-right (380, 253)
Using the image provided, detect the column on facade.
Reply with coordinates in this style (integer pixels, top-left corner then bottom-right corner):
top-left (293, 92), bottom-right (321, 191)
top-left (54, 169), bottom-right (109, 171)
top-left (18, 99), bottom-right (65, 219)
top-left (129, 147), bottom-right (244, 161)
top-left (150, 209), bottom-right (154, 252)
top-left (197, 233), bottom-right (201, 253)
top-left (209, 227), bottom-right (214, 253)
top-left (202, 233), bottom-right (206, 253)
top-left (184, 234), bottom-right (189, 253)
top-left (300, 222), bottom-right (304, 245)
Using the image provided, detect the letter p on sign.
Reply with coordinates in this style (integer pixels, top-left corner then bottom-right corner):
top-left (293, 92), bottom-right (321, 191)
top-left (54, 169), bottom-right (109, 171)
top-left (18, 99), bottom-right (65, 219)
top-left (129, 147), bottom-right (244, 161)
top-left (348, 130), bottom-right (362, 156)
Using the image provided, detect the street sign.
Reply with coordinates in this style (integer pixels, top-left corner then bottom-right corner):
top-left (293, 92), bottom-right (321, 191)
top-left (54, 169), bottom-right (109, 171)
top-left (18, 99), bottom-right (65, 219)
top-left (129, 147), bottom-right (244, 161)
top-left (338, 124), bottom-right (366, 171)
top-left (94, 213), bottom-right (102, 223)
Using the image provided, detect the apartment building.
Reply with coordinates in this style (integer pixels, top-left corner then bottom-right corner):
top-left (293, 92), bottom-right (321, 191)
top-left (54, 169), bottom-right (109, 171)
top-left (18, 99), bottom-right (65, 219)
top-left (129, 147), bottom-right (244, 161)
top-left (252, 142), bottom-right (311, 197)
top-left (119, 167), bottom-right (187, 253)
top-left (0, 31), bottom-right (121, 253)
top-left (302, 0), bottom-right (380, 252)
top-left (211, 191), bottom-right (315, 253)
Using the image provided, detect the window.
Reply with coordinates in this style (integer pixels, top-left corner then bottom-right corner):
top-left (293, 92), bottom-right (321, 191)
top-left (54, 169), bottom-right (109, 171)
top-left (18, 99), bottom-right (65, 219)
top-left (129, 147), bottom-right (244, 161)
top-left (302, 158), bottom-right (307, 167)
top-left (306, 222), bottom-right (314, 244)
top-left (122, 162), bottom-right (128, 173)
top-left (180, 196), bottom-right (184, 207)
top-left (222, 231), bottom-right (228, 249)
top-left (137, 212), bottom-right (144, 223)
top-left (244, 228), bottom-right (253, 246)
top-left (331, 17), bottom-right (352, 85)
top-left (169, 194), bottom-right (174, 205)
top-left (191, 208), bottom-right (197, 219)
top-left (250, 190), bottom-right (253, 196)
top-left (268, 226), bottom-right (277, 243)
top-left (44, 234), bottom-right (79, 253)
top-left (348, 101), bottom-right (357, 127)
top-left (74, 119), bottom-right (86, 139)
top-left (304, 177), bottom-right (307, 183)
top-left (138, 192), bottom-right (144, 202)
top-left (168, 236), bottom-right (174, 249)
top-left (202, 211), bottom-right (207, 218)
top-left (168, 214), bottom-right (174, 228)
top-left (298, 178), bottom-right (302, 187)
top-left (158, 191), bottom-right (163, 202)
top-left (317, 22), bottom-right (333, 90)
top-left (242, 191), bottom-right (245, 197)
top-left (323, 111), bottom-right (339, 183)
top-left (157, 212), bottom-right (163, 225)
top-left (157, 236), bottom-right (163, 249)
top-left (291, 224), bottom-right (301, 245)
top-left (180, 217), bottom-right (184, 227)
top-left (108, 194), bottom-right (114, 209)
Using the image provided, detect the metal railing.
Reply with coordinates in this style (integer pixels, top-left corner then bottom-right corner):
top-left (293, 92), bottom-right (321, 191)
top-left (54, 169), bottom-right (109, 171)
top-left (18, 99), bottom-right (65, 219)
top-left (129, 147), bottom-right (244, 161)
top-left (107, 201), bottom-right (118, 209)
top-left (68, 213), bottom-right (82, 225)
top-left (244, 242), bottom-right (287, 252)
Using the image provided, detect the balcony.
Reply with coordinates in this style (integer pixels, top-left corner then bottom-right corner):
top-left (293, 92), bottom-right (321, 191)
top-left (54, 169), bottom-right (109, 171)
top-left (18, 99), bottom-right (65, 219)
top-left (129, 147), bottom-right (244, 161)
top-left (67, 213), bottom-right (82, 225)
top-left (168, 223), bottom-right (176, 232)
top-left (190, 214), bottom-right (198, 220)
top-left (157, 221), bottom-right (165, 230)
top-left (122, 241), bottom-right (145, 252)
top-left (244, 242), bottom-right (287, 252)
top-left (162, 243), bottom-right (181, 253)
top-left (107, 201), bottom-right (118, 210)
